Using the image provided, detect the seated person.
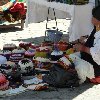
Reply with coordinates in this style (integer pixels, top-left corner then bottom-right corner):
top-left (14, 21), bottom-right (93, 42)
top-left (0, 0), bottom-right (17, 22)
top-left (0, 0), bottom-right (26, 22)
top-left (73, 5), bottom-right (100, 77)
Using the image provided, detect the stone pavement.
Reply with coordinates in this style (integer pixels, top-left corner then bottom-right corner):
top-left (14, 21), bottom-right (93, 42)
top-left (0, 19), bottom-right (70, 49)
top-left (0, 19), bottom-right (100, 100)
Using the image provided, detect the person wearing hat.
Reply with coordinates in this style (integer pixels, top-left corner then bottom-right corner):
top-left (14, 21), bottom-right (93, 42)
top-left (0, 0), bottom-right (17, 23)
top-left (73, 5), bottom-right (100, 77)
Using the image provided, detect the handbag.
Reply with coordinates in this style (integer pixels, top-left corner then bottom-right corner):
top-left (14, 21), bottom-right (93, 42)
top-left (44, 7), bottom-right (63, 43)
top-left (43, 63), bottom-right (79, 88)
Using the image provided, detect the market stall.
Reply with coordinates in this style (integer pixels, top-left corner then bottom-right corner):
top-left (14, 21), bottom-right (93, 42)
top-left (0, 41), bottom-right (80, 96)
top-left (25, 0), bottom-right (94, 42)
top-left (1, 0), bottom-right (100, 98)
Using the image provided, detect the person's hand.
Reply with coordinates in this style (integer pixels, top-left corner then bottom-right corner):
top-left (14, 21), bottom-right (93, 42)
top-left (79, 35), bottom-right (88, 44)
top-left (73, 43), bottom-right (83, 52)
top-left (73, 43), bottom-right (90, 54)
top-left (71, 35), bottom-right (88, 44)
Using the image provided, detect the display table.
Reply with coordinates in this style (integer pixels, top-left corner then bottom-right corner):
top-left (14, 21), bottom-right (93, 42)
top-left (26, 0), bottom-right (94, 42)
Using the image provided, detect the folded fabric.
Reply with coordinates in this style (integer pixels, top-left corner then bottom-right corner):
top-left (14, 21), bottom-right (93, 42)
top-left (27, 83), bottom-right (48, 90)
top-left (69, 53), bottom-right (95, 84)
top-left (0, 85), bottom-right (26, 96)
top-left (10, 3), bottom-right (26, 15)
top-left (24, 77), bottom-right (43, 85)
top-left (8, 85), bottom-right (26, 95)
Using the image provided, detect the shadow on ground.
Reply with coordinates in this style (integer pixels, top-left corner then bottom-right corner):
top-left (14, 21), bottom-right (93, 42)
top-left (2, 83), bottom-right (94, 100)
top-left (0, 27), bottom-right (23, 33)
top-left (12, 36), bottom-right (45, 45)
top-left (12, 34), bottom-right (70, 45)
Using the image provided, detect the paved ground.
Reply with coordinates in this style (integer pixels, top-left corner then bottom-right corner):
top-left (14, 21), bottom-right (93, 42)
top-left (0, 19), bottom-right (100, 100)
top-left (0, 19), bottom-right (70, 49)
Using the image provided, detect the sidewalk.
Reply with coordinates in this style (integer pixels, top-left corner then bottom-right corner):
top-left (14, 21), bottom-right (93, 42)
top-left (0, 19), bottom-right (70, 49)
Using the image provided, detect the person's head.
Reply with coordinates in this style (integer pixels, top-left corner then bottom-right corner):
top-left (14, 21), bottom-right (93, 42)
top-left (92, 5), bottom-right (100, 28)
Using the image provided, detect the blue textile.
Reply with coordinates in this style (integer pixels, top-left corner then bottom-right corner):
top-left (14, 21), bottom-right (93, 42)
top-left (10, 0), bottom-right (16, 3)
top-left (2, 6), bottom-right (8, 11)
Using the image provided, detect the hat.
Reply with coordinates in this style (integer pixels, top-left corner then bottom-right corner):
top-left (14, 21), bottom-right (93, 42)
top-left (92, 5), bottom-right (100, 21)
top-left (0, 55), bottom-right (7, 64)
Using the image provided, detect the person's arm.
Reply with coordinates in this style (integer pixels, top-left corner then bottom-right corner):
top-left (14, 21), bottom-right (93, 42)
top-left (1, 0), bottom-right (16, 12)
top-left (73, 43), bottom-right (90, 54)
top-left (71, 35), bottom-right (89, 45)
top-left (78, 35), bottom-right (89, 44)
top-left (73, 38), bottom-right (100, 65)
top-left (90, 39), bottom-right (100, 65)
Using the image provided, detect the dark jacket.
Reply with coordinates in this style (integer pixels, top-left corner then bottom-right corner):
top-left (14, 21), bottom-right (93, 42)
top-left (81, 27), bottom-right (100, 76)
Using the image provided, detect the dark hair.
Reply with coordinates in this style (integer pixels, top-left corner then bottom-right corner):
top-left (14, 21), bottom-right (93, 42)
top-left (92, 5), bottom-right (100, 21)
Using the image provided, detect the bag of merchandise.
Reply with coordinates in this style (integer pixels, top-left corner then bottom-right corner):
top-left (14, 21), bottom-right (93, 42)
top-left (43, 63), bottom-right (79, 88)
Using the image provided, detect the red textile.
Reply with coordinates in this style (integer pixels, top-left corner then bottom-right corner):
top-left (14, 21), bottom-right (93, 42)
top-left (90, 76), bottom-right (100, 84)
top-left (9, 3), bottom-right (26, 15)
